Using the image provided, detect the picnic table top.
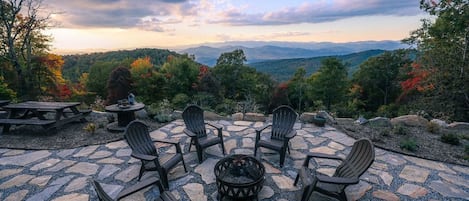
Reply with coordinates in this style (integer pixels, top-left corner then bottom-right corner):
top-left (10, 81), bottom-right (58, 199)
top-left (0, 100), bottom-right (10, 107)
top-left (3, 101), bottom-right (81, 110)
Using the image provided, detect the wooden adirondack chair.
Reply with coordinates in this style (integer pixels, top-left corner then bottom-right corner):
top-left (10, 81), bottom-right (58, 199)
top-left (124, 120), bottom-right (187, 190)
top-left (182, 104), bottom-right (226, 163)
top-left (254, 105), bottom-right (298, 167)
top-left (90, 177), bottom-right (177, 201)
top-left (294, 138), bottom-right (375, 201)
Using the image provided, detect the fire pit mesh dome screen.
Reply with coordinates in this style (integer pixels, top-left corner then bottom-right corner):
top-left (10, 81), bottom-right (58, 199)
top-left (214, 154), bottom-right (265, 200)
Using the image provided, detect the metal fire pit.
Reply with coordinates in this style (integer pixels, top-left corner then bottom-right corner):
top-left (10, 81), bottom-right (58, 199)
top-left (214, 154), bottom-right (265, 201)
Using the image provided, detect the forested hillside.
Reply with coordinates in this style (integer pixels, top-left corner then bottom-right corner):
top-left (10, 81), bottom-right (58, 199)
top-left (62, 48), bottom-right (178, 81)
top-left (249, 50), bottom-right (385, 81)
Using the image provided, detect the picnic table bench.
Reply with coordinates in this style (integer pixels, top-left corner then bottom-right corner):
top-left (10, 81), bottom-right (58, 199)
top-left (0, 101), bottom-right (89, 133)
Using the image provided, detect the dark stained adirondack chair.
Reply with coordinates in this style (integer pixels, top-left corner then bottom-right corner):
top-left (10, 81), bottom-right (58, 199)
top-left (90, 177), bottom-right (177, 201)
top-left (294, 138), bottom-right (375, 201)
top-left (124, 120), bottom-right (187, 190)
top-left (182, 104), bottom-right (226, 163)
top-left (254, 105), bottom-right (298, 167)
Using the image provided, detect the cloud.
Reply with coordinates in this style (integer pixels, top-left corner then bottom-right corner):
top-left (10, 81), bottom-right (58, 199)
top-left (46, 0), bottom-right (189, 29)
top-left (210, 0), bottom-right (423, 26)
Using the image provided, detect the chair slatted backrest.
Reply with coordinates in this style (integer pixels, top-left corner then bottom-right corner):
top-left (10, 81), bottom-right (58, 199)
top-left (182, 105), bottom-right (207, 138)
top-left (334, 138), bottom-right (375, 178)
top-left (124, 121), bottom-right (158, 156)
top-left (271, 106), bottom-right (298, 140)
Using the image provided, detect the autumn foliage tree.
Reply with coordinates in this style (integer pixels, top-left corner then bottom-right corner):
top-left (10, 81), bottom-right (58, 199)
top-left (403, 0), bottom-right (469, 120)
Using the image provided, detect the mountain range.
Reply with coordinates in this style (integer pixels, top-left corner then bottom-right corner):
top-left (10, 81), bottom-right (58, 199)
top-left (179, 40), bottom-right (408, 66)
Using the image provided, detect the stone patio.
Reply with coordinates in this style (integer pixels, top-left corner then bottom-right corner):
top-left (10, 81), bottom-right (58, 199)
top-left (0, 119), bottom-right (468, 200)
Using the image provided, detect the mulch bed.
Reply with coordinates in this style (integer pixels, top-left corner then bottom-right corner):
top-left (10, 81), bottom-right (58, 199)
top-left (332, 118), bottom-right (469, 167)
top-left (0, 118), bottom-right (164, 150)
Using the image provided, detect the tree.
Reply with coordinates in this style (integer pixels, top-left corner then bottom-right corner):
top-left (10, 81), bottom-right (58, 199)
top-left (86, 61), bottom-right (120, 98)
top-left (161, 54), bottom-right (199, 99)
top-left (216, 49), bottom-right (246, 66)
top-left (287, 67), bottom-right (308, 112)
top-left (403, 0), bottom-right (469, 120)
top-left (352, 50), bottom-right (412, 112)
top-left (130, 56), bottom-right (166, 103)
top-left (307, 58), bottom-right (348, 111)
top-left (0, 0), bottom-right (52, 98)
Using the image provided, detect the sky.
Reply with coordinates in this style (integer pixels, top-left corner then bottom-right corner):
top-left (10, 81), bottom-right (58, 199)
top-left (42, 0), bottom-right (430, 54)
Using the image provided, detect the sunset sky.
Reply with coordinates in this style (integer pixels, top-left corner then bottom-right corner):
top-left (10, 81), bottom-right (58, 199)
top-left (43, 0), bottom-right (430, 53)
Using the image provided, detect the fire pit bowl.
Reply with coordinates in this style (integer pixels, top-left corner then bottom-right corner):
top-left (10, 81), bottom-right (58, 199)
top-left (214, 154), bottom-right (265, 201)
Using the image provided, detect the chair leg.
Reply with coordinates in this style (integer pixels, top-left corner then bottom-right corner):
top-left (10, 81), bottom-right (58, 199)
top-left (187, 138), bottom-right (194, 152)
top-left (220, 142), bottom-right (226, 155)
top-left (138, 165), bottom-right (145, 181)
top-left (196, 147), bottom-right (203, 163)
top-left (254, 144), bottom-right (258, 156)
top-left (159, 170), bottom-right (170, 190)
top-left (181, 157), bottom-right (188, 172)
top-left (280, 150), bottom-right (286, 168)
top-left (294, 173), bottom-right (300, 186)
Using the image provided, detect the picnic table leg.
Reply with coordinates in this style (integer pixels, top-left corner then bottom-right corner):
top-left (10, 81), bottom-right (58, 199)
top-left (117, 111), bottom-right (135, 127)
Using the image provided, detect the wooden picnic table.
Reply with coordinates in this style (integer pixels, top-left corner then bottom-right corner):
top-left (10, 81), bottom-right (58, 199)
top-left (0, 101), bottom-right (89, 133)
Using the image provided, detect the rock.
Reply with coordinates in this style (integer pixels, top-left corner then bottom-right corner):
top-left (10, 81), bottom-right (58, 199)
top-left (134, 109), bottom-right (148, 119)
top-left (299, 112), bottom-right (316, 123)
top-left (171, 110), bottom-right (182, 119)
top-left (317, 110), bottom-right (337, 124)
top-left (355, 116), bottom-right (368, 125)
top-left (244, 113), bottom-right (265, 122)
top-left (430, 119), bottom-right (448, 128)
top-left (447, 122), bottom-right (469, 130)
top-left (204, 111), bottom-right (225, 120)
top-left (368, 117), bottom-right (392, 127)
top-left (390, 115), bottom-right (429, 127)
top-left (231, 113), bottom-right (243, 121)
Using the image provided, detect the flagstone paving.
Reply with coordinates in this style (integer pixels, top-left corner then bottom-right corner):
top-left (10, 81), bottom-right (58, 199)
top-left (0, 119), bottom-right (468, 200)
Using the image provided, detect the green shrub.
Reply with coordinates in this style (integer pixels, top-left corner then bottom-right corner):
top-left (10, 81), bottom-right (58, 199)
top-left (400, 138), bottom-right (417, 152)
top-left (172, 93), bottom-right (190, 110)
top-left (376, 103), bottom-right (399, 118)
top-left (441, 133), bottom-right (460, 145)
top-left (426, 122), bottom-right (440, 133)
top-left (393, 125), bottom-right (407, 135)
top-left (147, 99), bottom-right (174, 123)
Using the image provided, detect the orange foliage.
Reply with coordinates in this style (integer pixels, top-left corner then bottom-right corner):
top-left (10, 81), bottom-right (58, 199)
top-left (400, 62), bottom-right (433, 93)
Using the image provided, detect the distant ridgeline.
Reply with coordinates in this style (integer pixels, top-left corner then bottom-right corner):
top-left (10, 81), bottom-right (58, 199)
top-left (248, 49), bottom-right (385, 82)
top-left (62, 48), bottom-right (385, 82)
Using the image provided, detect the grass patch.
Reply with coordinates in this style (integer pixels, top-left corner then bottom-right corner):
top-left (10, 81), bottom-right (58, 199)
top-left (441, 133), bottom-right (460, 145)
top-left (400, 138), bottom-right (418, 152)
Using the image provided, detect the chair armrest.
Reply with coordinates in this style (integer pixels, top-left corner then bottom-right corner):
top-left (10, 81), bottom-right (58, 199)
top-left (153, 139), bottom-right (183, 154)
top-left (303, 152), bottom-right (343, 167)
top-left (315, 175), bottom-right (359, 185)
top-left (206, 122), bottom-right (222, 130)
top-left (183, 128), bottom-right (196, 137)
top-left (285, 130), bottom-right (296, 139)
top-left (255, 124), bottom-right (271, 133)
top-left (306, 152), bottom-right (344, 160)
top-left (153, 138), bottom-right (179, 145)
top-left (131, 152), bottom-right (157, 161)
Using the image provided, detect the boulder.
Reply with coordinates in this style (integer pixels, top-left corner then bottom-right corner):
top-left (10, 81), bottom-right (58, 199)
top-left (355, 116), bottom-right (369, 125)
top-left (244, 112), bottom-right (265, 122)
top-left (390, 115), bottom-right (429, 127)
top-left (368, 117), bottom-right (392, 127)
top-left (231, 113), bottom-right (244, 121)
top-left (204, 111), bottom-right (226, 120)
top-left (135, 109), bottom-right (149, 119)
top-left (317, 110), bottom-right (337, 124)
top-left (447, 122), bottom-right (469, 130)
top-left (430, 119), bottom-right (448, 128)
top-left (171, 110), bottom-right (183, 119)
top-left (300, 112), bottom-right (317, 123)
